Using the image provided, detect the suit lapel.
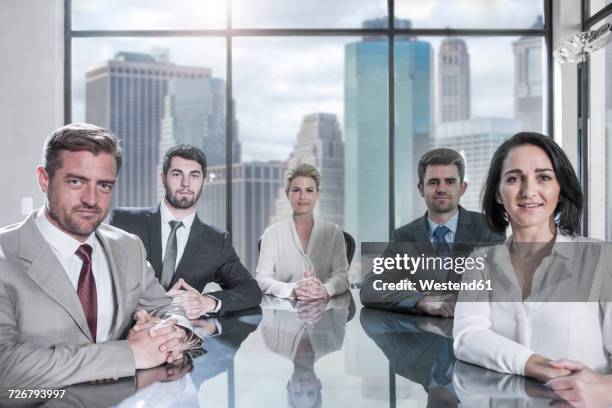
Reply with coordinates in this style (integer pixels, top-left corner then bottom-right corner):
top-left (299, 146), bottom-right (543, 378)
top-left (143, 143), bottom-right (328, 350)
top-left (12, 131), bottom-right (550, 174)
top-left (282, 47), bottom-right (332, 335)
top-left (19, 215), bottom-right (93, 342)
top-left (415, 213), bottom-right (435, 255)
top-left (146, 207), bottom-right (163, 280)
top-left (96, 229), bottom-right (126, 339)
top-left (453, 207), bottom-right (474, 244)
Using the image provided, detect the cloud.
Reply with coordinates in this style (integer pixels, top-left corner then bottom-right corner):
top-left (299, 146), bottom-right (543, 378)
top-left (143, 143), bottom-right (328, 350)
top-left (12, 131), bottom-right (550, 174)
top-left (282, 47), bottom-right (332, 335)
top-left (71, 1), bottom-right (544, 162)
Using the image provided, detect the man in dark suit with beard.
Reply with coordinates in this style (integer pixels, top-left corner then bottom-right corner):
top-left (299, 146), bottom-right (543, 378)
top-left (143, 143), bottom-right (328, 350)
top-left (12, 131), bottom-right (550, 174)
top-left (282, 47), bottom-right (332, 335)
top-left (110, 145), bottom-right (261, 319)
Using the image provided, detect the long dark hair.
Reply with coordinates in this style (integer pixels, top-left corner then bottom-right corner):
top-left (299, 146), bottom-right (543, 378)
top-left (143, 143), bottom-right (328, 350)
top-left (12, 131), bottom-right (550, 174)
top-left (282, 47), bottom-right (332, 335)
top-left (481, 132), bottom-right (582, 236)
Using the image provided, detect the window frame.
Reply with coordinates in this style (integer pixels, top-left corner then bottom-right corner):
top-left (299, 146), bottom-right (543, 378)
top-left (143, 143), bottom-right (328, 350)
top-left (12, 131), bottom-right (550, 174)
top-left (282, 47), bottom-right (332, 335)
top-left (65, 0), bottom-right (553, 240)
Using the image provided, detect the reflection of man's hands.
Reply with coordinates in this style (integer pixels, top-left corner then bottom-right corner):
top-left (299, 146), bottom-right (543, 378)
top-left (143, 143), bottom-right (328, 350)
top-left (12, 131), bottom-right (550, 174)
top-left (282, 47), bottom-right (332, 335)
top-left (415, 294), bottom-right (456, 317)
top-left (296, 298), bottom-right (328, 324)
top-left (417, 317), bottom-right (454, 338)
top-left (135, 358), bottom-right (193, 390)
top-left (190, 317), bottom-right (218, 337)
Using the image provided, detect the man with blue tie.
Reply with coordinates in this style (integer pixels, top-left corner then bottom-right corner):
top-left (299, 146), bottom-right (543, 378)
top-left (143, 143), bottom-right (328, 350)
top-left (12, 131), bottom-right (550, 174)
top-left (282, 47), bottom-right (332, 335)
top-left (360, 148), bottom-right (505, 317)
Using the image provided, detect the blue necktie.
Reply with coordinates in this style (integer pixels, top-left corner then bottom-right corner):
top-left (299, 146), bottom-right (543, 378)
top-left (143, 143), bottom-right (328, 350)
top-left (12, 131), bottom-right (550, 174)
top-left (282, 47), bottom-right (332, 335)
top-left (433, 225), bottom-right (452, 258)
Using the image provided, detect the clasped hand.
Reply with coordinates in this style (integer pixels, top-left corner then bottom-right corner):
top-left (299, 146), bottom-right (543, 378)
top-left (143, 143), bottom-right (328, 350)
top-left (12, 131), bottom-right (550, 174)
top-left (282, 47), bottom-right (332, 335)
top-left (127, 309), bottom-right (188, 369)
top-left (545, 360), bottom-right (612, 408)
top-left (168, 278), bottom-right (218, 319)
top-left (293, 270), bottom-right (329, 300)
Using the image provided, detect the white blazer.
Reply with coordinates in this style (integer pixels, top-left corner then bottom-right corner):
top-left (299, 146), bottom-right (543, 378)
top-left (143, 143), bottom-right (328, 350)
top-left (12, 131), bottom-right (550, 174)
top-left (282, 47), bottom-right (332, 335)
top-left (255, 216), bottom-right (349, 298)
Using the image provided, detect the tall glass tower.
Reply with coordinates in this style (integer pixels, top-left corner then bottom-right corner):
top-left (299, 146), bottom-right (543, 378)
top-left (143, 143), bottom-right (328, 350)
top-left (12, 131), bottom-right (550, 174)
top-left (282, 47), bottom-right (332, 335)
top-left (344, 19), bottom-right (433, 243)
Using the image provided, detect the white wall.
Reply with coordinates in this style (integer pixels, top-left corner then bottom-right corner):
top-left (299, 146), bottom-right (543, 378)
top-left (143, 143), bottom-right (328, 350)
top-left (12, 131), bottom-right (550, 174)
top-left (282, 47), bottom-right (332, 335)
top-left (0, 0), bottom-right (64, 226)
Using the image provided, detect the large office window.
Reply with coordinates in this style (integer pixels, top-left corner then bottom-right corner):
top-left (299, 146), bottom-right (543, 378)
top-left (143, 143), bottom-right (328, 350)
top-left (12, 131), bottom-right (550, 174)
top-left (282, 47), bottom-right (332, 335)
top-left (69, 1), bottom-right (551, 280)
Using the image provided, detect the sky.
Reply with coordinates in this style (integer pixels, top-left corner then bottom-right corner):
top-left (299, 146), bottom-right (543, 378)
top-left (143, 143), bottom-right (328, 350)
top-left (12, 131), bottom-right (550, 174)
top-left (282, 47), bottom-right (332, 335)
top-left (71, 0), bottom-right (545, 162)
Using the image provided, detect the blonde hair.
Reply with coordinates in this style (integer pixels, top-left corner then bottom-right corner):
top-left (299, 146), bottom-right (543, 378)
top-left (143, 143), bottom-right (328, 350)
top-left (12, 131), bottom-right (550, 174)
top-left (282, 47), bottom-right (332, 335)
top-left (284, 163), bottom-right (321, 193)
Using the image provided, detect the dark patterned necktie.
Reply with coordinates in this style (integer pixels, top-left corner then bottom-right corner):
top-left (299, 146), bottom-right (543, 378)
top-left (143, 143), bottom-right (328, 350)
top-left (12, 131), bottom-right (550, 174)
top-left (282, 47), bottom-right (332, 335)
top-left (75, 244), bottom-right (97, 342)
top-left (433, 225), bottom-right (452, 258)
top-left (161, 220), bottom-right (184, 289)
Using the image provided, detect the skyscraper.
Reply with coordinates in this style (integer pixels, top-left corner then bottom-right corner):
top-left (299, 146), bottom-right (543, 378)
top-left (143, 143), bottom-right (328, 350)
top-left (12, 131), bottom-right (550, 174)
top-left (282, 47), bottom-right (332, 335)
top-left (512, 16), bottom-right (544, 133)
top-left (86, 50), bottom-right (238, 208)
top-left (156, 76), bottom-right (241, 225)
top-left (434, 118), bottom-right (519, 212)
top-left (344, 18), bottom-right (433, 242)
top-left (270, 112), bottom-right (344, 226)
top-left (203, 161), bottom-right (286, 273)
top-left (438, 37), bottom-right (470, 122)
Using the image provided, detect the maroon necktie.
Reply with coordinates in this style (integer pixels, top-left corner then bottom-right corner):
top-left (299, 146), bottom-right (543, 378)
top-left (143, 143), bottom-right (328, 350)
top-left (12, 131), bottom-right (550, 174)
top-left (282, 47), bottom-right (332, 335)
top-left (75, 244), bottom-right (97, 342)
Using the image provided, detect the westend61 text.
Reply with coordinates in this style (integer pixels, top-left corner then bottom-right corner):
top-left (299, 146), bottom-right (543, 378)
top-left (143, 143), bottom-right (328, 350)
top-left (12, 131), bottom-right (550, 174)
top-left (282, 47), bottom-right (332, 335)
top-left (371, 254), bottom-right (486, 275)
top-left (372, 279), bottom-right (492, 292)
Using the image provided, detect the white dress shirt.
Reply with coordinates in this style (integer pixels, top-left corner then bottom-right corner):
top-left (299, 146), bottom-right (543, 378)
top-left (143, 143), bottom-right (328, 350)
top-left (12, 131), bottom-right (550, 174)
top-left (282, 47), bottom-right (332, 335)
top-left (255, 216), bottom-right (350, 299)
top-left (35, 208), bottom-right (114, 342)
top-left (160, 201), bottom-right (196, 268)
top-left (453, 233), bottom-right (612, 376)
top-left (159, 201), bottom-right (221, 314)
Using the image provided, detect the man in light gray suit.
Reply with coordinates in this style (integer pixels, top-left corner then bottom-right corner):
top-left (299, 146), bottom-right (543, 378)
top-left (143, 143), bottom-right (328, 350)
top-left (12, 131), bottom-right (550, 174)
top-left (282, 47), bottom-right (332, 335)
top-left (0, 123), bottom-right (195, 390)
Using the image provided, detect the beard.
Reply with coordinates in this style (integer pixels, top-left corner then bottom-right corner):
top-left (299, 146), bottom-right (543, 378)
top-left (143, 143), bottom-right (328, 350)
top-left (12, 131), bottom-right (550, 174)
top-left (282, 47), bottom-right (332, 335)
top-left (164, 181), bottom-right (202, 210)
top-left (46, 187), bottom-right (105, 239)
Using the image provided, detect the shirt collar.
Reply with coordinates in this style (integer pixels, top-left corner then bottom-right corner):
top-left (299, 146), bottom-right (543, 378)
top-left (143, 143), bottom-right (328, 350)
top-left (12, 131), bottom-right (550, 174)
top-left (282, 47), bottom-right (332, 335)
top-left (35, 207), bottom-right (97, 258)
top-left (160, 200), bottom-right (196, 230)
top-left (427, 209), bottom-right (459, 238)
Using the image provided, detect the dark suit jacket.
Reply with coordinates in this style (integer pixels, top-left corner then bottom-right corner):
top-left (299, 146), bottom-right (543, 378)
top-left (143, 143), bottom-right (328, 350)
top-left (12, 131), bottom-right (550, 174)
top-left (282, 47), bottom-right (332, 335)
top-left (360, 206), bottom-right (505, 313)
top-left (109, 206), bottom-right (262, 315)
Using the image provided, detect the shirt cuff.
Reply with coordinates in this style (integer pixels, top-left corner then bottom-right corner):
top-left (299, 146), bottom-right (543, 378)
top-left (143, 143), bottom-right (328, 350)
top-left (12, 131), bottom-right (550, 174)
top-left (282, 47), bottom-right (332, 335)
top-left (515, 350), bottom-right (535, 376)
top-left (203, 294), bottom-right (222, 316)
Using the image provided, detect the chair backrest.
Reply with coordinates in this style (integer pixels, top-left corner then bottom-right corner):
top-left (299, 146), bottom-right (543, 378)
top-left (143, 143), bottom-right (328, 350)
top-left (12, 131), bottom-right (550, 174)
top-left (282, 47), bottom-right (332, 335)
top-left (256, 230), bottom-right (356, 267)
top-left (343, 231), bottom-right (356, 267)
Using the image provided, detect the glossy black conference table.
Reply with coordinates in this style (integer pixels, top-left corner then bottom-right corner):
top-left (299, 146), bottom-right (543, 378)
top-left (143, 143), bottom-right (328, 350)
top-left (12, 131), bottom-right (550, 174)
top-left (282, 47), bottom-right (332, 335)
top-left (16, 290), bottom-right (572, 407)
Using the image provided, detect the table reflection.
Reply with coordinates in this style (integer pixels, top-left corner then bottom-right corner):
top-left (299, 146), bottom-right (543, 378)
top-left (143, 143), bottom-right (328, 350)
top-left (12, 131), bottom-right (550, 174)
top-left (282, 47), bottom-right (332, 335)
top-left (6, 295), bottom-right (611, 407)
top-left (360, 308), bottom-right (458, 408)
top-left (260, 293), bottom-right (354, 408)
top-left (454, 361), bottom-right (561, 407)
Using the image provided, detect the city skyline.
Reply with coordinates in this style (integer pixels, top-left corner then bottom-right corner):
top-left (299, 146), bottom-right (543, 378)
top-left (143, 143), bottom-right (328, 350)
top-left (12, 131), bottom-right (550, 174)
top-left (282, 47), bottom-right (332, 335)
top-left (80, 14), bottom-right (546, 253)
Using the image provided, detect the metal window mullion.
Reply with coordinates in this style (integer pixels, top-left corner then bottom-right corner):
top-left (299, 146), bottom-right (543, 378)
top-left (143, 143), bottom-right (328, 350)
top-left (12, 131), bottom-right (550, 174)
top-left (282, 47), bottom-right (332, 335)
top-left (585, 3), bottom-right (612, 29)
top-left (64, 0), bottom-right (72, 124)
top-left (577, 61), bottom-right (589, 236)
top-left (226, 0), bottom-right (233, 238)
top-left (70, 28), bottom-right (547, 38)
top-left (545, 0), bottom-right (554, 137)
top-left (388, 0), bottom-right (395, 241)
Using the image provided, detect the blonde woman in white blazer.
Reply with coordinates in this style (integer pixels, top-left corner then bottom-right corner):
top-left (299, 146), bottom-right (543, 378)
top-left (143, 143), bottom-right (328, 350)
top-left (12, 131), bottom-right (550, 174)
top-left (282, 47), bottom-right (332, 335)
top-left (256, 164), bottom-right (349, 300)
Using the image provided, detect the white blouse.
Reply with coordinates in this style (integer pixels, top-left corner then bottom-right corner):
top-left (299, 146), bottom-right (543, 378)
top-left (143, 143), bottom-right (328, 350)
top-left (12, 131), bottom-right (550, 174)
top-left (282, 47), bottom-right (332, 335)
top-left (453, 234), bottom-right (612, 376)
top-left (255, 217), bottom-right (350, 298)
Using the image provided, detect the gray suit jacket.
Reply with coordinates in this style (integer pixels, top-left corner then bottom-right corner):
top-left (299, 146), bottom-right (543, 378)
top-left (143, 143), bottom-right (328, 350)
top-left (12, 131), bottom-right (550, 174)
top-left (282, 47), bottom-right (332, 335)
top-left (360, 206), bottom-right (505, 313)
top-left (0, 212), bottom-right (188, 389)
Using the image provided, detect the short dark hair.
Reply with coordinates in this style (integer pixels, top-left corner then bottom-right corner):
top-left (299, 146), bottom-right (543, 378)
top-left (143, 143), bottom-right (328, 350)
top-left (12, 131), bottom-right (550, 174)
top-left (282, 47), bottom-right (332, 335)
top-left (418, 148), bottom-right (466, 184)
top-left (481, 132), bottom-right (583, 236)
top-left (162, 144), bottom-right (207, 178)
top-left (43, 123), bottom-right (122, 178)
